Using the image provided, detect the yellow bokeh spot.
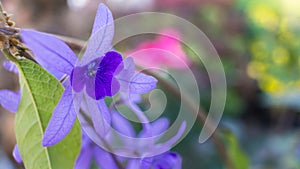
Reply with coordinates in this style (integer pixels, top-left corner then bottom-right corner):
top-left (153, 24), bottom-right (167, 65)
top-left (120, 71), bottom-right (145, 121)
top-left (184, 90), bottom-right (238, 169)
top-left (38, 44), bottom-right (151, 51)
top-left (246, 1), bottom-right (300, 96)
top-left (272, 46), bottom-right (289, 65)
top-left (251, 41), bottom-right (268, 60)
top-left (247, 61), bottom-right (267, 78)
top-left (278, 29), bottom-right (296, 43)
top-left (260, 75), bottom-right (285, 95)
top-left (248, 3), bottom-right (279, 31)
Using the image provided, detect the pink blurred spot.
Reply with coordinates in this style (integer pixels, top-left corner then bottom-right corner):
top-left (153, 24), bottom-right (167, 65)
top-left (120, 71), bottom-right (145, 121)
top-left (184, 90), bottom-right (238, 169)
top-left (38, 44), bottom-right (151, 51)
top-left (126, 29), bottom-right (190, 69)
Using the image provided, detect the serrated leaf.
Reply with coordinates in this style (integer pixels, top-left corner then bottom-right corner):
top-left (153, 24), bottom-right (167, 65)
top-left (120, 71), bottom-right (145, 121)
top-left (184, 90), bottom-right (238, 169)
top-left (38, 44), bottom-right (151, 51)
top-left (15, 59), bottom-right (81, 169)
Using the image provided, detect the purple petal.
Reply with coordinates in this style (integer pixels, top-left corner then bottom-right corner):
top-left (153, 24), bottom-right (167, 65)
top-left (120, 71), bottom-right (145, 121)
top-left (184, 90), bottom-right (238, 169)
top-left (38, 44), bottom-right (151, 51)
top-left (150, 118), bottom-right (170, 135)
top-left (152, 152), bottom-right (182, 169)
top-left (94, 147), bottom-right (118, 169)
top-left (94, 51), bottom-right (122, 100)
top-left (139, 118), bottom-right (169, 138)
top-left (71, 66), bottom-right (87, 92)
top-left (140, 157), bottom-right (153, 169)
top-left (12, 145), bottom-right (22, 163)
top-left (97, 99), bottom-right (112, 136)
top-left (91, 3), bottom-right (114, 36)
top-left (128, 72), bottom-right (157, 94)
top-left (42, 84), bottom-right (78, 146)
top-left (126, 158), bottom-right (153, 169)
top-left (83, 96), bottom-right (111, 137)
top-left (129, 152), bottom-right (182, 169)
top-left (82, 4), bottom-right (114, 65)
top-left (21, 29), bottom-right (77, 77)
top-left (129, 94), bottom-right (142, 103)
top-left (81, 130), bottom-right (92, 147)
top-left (112, 111), bottom-right (135, 137)
top-left (74, 143), bottom-right (93, 169)
top-left (117, 57), bottom-right (135, 79)
top-left (156, 122), bottom-right (186, 151)
top-left (3, 61), bottom-right (18, 74)
top-left (0, 89), bottom-right (20, 112)
top-left (116, 57), bottom-right (136, 93)
top-left (85, 75), bottom-right (97, 99)
top-left (126, 159), bottom-right (140, 169)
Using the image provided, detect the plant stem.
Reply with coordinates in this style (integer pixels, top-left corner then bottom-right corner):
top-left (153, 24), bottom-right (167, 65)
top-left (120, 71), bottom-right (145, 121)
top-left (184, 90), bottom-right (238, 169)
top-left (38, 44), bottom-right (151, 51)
top-left (2, 48), bottom-right (18, 62)
top-left (0, 2), bottom-right (3, 13)
top-left (54, 34), bottom-right (85, 52)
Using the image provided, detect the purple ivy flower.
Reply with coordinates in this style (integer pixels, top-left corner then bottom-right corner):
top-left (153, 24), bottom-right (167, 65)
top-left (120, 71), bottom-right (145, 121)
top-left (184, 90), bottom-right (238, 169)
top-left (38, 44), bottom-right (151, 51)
top-left (0, 89), bottom-right (20, 112)
top-left (0, 61), bottom-right (20, 112)
top-left (76, 111), bottom-right (182, 169)
top-left (117, 57), bottom-right (157, 95)
top-left (75, 131), bottom-right (119, 169)
top-left (21, 3), bottom-right (157, 147)
top-left (20, 3), bottom-right (118, 146)
top-left (0, 62), bottom-right (22, 163)
top-left (3, 61), bottom-right (18, 74)
top-left (127, 152), bottom-right (182, 169)
top-left (71, 51), bottom-right (122, 100)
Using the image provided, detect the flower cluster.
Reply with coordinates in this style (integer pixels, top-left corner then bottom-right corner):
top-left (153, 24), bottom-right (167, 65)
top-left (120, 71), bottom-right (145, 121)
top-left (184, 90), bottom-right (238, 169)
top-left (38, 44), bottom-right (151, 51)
top-left (0, 3), bottom-right (184, 169)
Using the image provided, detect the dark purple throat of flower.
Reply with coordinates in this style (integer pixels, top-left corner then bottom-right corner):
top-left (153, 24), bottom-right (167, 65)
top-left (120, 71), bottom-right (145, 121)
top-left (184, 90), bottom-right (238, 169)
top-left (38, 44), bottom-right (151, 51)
top-left (71, 51), bottom-right (123, 100)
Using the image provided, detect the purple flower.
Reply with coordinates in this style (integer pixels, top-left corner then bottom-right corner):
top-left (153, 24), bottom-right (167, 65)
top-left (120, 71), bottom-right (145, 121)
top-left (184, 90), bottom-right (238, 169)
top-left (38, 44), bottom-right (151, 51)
top-left (71, 51), bottom-right (122, 100)
top-left (117, 57), bottom-right (157, 95)
top-left (0, 89), bottom-right (20, 112)
top-left (127, 152), bottom-right (182, 169)
top-left (0, 62), bottom-right (22, 163)
top-left (76, 132), bottom-right (182, 169)
top-left (3, 61), bottom-right (19, 74)
top-left (76, 111), bottom-right (182, 169)
top-left (75, 131), bottom-right (119, 169)
top-left (21, 3), bottom-right (157, 147)
top-left (20, 3), bottom-right (119, 147)
top-left (148, 152), bottom-right (182, 169)
top-left (0, 61), bottom-right (20, 112)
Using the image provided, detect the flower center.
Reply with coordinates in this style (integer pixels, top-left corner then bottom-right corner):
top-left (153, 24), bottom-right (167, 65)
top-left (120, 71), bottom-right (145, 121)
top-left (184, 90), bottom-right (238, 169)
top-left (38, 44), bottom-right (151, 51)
top-left (87, 61), bottom-right (98, 77)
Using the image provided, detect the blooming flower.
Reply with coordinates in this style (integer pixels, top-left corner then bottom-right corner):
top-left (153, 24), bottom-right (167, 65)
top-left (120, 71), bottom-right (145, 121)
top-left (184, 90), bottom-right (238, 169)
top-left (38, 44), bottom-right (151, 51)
top-left (3, 61), bottom-right (18, 74)
top-left (74, 131), bottom-right (119, 169)
top-left (1, 3), bottom-right (184, 168)
top-left (0, 61), bottom-right (20, 113)
top-left (0, 89), bottom-right (20, 112)
top-left (21, 3), bottom-right (118, 147)
top-left (71, 51), bottom-right (122, 100)
top-left (0, 61), bottom-right (22, 163)
top-left (21, 3), bottom-right (157, 147)
top-left (126, 28), bottom-right (190, 69)
top-left (127, 152), bottom-right (182, 169)
top-left (75, 111), bottom-right (182, 169)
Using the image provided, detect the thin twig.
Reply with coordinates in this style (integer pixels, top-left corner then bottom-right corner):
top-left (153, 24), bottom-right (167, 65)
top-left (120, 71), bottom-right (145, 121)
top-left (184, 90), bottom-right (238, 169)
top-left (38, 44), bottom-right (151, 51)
top-left (54, 34), bottom-right (86, 52)
top-left (0, 2), bottom-right (3, 13)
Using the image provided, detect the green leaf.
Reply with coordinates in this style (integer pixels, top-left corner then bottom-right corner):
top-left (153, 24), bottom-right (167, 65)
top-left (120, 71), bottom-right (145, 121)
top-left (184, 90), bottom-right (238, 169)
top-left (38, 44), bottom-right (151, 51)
top-left (15, 59), bottom-right (81, 169)
top-left (224, 132), bottom-right (249, 169)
